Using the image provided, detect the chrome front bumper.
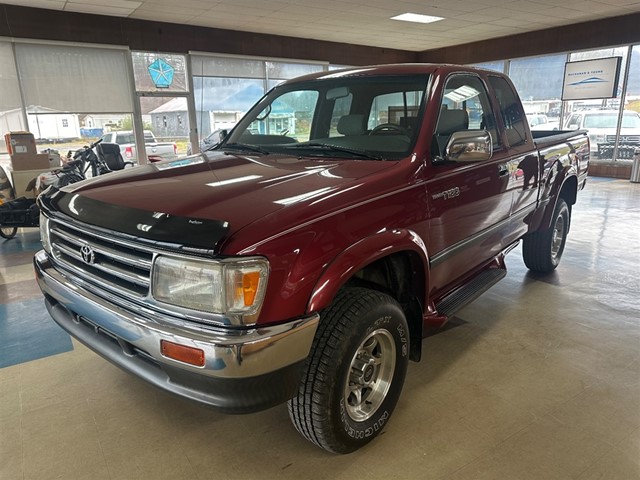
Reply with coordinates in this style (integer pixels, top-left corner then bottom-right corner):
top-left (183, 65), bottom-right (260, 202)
top-left (34, 250), bottom-right (319, 412)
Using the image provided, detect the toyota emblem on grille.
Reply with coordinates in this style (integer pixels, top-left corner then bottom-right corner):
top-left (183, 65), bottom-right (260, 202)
top-left (80, 244), bottom-right (95, 264)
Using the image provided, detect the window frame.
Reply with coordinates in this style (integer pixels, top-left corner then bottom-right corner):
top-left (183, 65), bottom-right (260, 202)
top-left (432, 72), bottom-right (503, 162)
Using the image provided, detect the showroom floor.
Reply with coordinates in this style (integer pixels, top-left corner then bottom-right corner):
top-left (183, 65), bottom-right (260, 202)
top-left (1, 178), bottom-right (639, 480)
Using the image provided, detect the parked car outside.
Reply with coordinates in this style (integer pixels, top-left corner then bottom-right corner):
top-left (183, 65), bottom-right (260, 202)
top-left (99, 130), bottom-right (177, 163)
top-left (564, 109), bottom-right (640, 157)
top-left (527, 113), bottom-right (559, 131)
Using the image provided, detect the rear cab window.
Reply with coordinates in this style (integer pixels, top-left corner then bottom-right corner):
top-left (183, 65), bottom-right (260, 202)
top-left (115, 133), bottom-right (135, 145)
top-left (488, 76), bottom-right (529, 148)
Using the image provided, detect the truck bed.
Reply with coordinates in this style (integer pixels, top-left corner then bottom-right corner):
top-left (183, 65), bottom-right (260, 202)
top-left (532, 129), bottom-right (588, 149)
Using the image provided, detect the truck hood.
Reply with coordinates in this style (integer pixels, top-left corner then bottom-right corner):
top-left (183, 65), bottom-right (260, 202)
top-left (44, 152), bottom-right (397, 250)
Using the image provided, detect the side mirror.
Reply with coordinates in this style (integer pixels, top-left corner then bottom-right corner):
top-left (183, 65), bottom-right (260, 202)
top-left (219, 129), bottom-right (228, 141)
top-left (445, 130), bottom-right (492, 162)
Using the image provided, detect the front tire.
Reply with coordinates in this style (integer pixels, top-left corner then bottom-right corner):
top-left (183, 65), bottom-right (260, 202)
top-left (288, 287), bottom-right (409, 453)
top-left (523, 198), bottom-right (570, 272)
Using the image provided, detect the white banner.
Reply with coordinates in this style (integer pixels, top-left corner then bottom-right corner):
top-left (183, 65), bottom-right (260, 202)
top-left (561, 57), bottom-right (622, 101)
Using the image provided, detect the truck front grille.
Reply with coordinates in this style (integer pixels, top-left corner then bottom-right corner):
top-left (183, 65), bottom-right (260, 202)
top-left (606, 135), bottom-right (640, 143)
top-left (49, 219), bottom-right (154, 299)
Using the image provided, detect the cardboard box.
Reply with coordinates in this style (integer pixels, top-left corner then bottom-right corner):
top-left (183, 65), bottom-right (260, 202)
top-left (8, 167), bottom-right (59, 198)
top-left (4, 132), bottom-right (37, 155)
top-left (10, 153), bottom-right (50, 172)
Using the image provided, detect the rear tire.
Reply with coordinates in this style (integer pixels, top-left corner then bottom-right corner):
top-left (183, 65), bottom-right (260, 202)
top-left (523, 198), bottom-right (570, 272)
top-left (288, 287), bottom-right (409, 453)
top-left (0, 226), bottom-right (17, 239)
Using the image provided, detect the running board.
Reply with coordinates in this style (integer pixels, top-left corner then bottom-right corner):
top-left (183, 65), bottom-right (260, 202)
top-left (435, 268), bottom-right (507, 318)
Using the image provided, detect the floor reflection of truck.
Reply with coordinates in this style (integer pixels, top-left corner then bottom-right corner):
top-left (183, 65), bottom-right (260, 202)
top-left (99, 130), bottom-right (177, 163)
top-left (564, 110), bottom-right (640, 158)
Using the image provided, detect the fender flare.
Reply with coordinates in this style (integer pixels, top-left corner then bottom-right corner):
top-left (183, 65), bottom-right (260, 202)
top-left (306, 228), bottom-right (430, 314)
top-left (539, 163), bottom-right (578, 231)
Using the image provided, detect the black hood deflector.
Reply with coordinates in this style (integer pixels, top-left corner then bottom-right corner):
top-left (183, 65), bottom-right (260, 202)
top-left (40, 188), bottom-right (230, 252)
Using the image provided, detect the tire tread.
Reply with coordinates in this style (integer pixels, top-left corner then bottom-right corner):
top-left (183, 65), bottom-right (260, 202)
top-left (288, 287), bottom-right (401, 453)
top-left (522, 198), bottom-right (569, 273)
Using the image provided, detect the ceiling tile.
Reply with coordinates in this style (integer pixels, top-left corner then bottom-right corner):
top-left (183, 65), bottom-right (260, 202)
top-left (9, 0), bottom-right (640, 53)
top-left (64, 3), bottom-right (137, 16)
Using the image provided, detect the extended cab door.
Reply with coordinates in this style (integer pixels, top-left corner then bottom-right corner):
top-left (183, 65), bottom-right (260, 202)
top-left (488, 75), bottom-right (541, 244)
top-left (425, 73), bottom-right (514, 295)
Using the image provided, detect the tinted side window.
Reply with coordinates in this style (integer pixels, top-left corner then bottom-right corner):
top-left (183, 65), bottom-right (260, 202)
top-left (489, 76), bottom-right (528, 147)
top-left (433, 74), bottom-right (499, 159)
top-left (566, 114), bottom-right (581, 129)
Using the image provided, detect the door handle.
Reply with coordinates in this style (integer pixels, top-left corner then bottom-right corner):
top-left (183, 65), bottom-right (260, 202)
top-left (498, 164), bottom-right (509, 177)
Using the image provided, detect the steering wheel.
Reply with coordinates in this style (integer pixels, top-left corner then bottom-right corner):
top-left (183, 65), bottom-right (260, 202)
top-left (369, 123), bottom-right (409, 135)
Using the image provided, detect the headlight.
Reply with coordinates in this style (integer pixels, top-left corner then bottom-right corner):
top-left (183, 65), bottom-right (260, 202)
top-left (151, 255), bottom-right (269, 322)
top-left (39, 213), bottom-right (51, 253)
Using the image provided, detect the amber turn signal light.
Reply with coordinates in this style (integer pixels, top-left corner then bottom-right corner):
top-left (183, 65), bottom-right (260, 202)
top-left (242, 271), bottom-right (261, 306)
top-left (160, 340), bottom-right (205, 367)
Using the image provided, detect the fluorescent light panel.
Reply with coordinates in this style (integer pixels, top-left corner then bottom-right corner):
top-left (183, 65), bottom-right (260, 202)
top-left (391, 13), bottom-right (444, 24)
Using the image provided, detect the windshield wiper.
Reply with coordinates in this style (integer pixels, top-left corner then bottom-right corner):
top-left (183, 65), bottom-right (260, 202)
top-left (281, 142), bottom-right (383, 160)
top-left (220, 142), bottom-right (270, 155)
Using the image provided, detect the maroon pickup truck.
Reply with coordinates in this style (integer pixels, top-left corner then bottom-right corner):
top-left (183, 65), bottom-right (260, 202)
top-left (35, 64), bottom-right (588, 453)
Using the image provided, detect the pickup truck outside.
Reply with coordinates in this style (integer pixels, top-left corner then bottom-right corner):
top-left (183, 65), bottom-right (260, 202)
top-left (564, 109), bottom-right (640, 158)
top-left (35, 64), bottom-right (589, 453)
top-left (98, 130), bottom-right (177, 162)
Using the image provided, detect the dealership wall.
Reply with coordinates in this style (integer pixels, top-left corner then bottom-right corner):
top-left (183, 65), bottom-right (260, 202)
top-left (3, 4), bottom-right (640, 67)
top-left (419, 12), bottom-right (640, 64)
top-left (0, 4), bottom-right (416, 67)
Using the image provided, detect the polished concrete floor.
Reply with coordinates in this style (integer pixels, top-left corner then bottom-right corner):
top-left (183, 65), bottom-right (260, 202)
top-left (1, 177), bottom-right (639, 480)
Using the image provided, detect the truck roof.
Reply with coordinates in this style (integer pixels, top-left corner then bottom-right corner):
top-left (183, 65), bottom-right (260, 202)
top-left (283, 63), bottom-right (488, 85)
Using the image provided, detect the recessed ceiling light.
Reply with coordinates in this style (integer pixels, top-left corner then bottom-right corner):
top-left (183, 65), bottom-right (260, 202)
top-left (390, 13), bottom-right (444, 24)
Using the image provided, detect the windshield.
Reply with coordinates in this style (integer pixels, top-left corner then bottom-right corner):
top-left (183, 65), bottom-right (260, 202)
top-left (583, 112), bottom-right (640, 128)
top-left (220, 75), bottom-right (429, 160)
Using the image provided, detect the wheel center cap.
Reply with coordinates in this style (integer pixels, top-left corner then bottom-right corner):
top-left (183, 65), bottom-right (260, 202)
top-left (364, 364), bottom-right (375, 383)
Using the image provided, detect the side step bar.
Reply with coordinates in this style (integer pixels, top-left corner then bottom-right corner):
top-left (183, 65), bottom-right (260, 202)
top-left (435, 268), bottom-right (507, 318)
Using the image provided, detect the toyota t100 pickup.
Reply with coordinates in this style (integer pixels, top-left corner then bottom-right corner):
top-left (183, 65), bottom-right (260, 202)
top-left (35, 64), bottom-right (589, 453)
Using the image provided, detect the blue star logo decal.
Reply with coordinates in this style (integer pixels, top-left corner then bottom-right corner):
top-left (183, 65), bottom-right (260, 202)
top-left (148, 58), bottom-right (175, 88)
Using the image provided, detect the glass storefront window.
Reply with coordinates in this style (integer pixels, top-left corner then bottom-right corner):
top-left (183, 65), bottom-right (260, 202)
top-left (615, 45), bottom-right (640, 160)
top-left (191, 56), bottom-right (264, 78)
top-left (266, 61), bottom-right (324, 80)
top-left (566, 48), bottom-right (628, 158)
top-left (132, 52), bottom-right (188, 93)
top-left (139, 97), bottom-right (187, 157)
top-left (508, 54), bottom-right (566, 132)
top-left (190, 55), bottom-right (327, 150)
top-left (193, 76), bottom-right (265, 140)
top-left (25, 112), bottom-right (133, 159)
top-left (0, 41), bottom-right (25, 169)
top-left (6, 42), bottom-right (134, 170)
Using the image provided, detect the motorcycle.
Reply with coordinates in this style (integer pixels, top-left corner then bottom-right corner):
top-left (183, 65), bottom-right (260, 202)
top-left (0, 138), bottom-right (110, 239)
